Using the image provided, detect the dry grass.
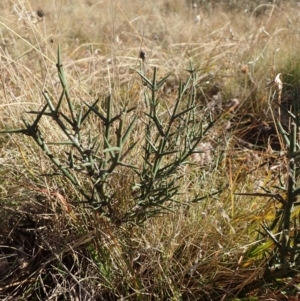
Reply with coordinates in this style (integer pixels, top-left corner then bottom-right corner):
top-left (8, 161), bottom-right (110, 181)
top-left (1, 0), bottom-right (300, 300)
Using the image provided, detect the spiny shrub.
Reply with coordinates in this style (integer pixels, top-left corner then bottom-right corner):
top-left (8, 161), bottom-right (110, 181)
top-left (0, 47), bottom-right (219, 225)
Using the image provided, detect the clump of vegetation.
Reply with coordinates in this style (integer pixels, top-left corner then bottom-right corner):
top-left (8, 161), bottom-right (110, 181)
top-left (2, 0), bottom-right (300, 300)
top-left (2, 47), bottom-right (220, 225)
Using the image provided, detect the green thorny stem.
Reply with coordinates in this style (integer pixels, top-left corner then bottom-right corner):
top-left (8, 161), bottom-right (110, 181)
top-left (0, 48), bottom-right (219, 225)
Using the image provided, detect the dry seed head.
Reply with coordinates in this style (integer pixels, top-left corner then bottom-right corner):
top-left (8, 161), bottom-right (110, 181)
top-left (139, 50), bottom-right (146, 62)
top-left (13, 4), bottom-right (44, 25)
top-left (37, 9), bottom-right (45, 18)
top-left (240, 64), bottom-right (248, 74)
top-left (29, 11), bottom-right (44, 23)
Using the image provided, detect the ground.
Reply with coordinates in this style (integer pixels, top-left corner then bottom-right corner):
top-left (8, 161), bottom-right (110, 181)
top-left (1, 1), bottom-right (300, 300)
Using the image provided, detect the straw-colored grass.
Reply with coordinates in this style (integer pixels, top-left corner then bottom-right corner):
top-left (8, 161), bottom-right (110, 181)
top-left (1, 0), bottom-right (300, 300)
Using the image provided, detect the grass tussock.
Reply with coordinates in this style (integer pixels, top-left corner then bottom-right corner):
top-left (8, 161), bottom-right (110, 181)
top-left (2, 0), bottom-right (300, 300)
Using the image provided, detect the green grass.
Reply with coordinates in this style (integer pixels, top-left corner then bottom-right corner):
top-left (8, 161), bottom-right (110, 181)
top-left (1, 0), bottom-right (300, 300)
